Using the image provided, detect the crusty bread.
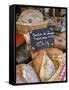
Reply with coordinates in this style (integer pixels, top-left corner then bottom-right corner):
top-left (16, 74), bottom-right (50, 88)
top-left (39, 51), bottom-right (55, 81)
top-left (46, 48), bottom-right (63, 60)
top-left (54, 35), bottom-right (66, 50)
top-left (58, 32), bottom-right (66, 40)
top-left (32, 49), bottom-right (44, 74)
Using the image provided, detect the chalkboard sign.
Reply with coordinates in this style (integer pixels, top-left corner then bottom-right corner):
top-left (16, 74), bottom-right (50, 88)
top-left (30, 28), bottom-right (54, 51)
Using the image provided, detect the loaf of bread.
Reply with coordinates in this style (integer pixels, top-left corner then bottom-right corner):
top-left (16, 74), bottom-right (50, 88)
top-left (46, 48), bottom-right (63, 60)
top-left (39, 52), bottom-right (56, 81)
top-left (16, 64), bottom-right (27, 83)
top-left (32, 49), bottom-right (44, 74)
top-left (58, 32), bottom-right (66, 40)
top-left (22, 64), bottom-right (40, 82)
top-left (17, 9), bottom-right (44, 24)
top-left (54, 35), bottom-right (66, 50)
top-left (16, 64), bottom-right (40, 83)
top-left (32, 49), bottom-right (56, 81)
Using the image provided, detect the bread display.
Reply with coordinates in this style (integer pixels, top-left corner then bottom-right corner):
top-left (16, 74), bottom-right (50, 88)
top-left (16, 7), bottom-right (66, 84)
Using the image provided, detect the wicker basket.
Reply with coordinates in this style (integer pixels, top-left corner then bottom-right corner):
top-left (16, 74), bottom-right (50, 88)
top-left (16, 21), bottom-right (48, 34)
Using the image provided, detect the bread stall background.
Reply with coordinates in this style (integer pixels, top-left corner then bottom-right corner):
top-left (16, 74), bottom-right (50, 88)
top-left (16, 6), bottom-right (67, 84)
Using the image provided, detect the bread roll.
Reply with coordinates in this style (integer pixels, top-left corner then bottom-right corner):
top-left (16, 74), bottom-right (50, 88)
top-left (54, 36), bottom-right (66, 50)
top-left (46, 48), bottom-right (63, 60)
top-left (58, 32), bottom-right (66, 40)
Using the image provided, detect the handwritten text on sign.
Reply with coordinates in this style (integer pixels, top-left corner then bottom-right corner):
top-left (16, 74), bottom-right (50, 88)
top-left (30, 28), bottom-right (54, 51)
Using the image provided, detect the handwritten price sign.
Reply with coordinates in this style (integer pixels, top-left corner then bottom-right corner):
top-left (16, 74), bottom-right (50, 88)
top-left (30, 28), bottom-right (54, 51)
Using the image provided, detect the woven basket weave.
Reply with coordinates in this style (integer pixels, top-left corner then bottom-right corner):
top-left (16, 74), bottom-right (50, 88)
top-left (16, 21), bottom-right (48, 34)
